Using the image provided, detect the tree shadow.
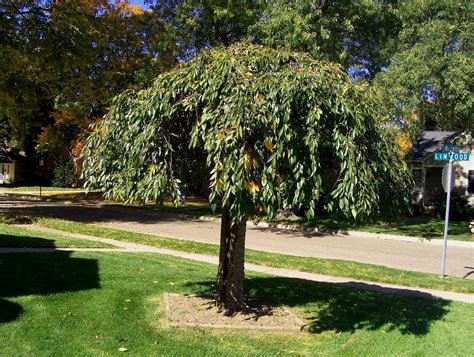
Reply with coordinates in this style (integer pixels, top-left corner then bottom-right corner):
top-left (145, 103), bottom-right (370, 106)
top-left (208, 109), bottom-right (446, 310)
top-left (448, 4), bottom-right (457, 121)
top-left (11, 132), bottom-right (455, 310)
top-left (250, 225), bottom-right (331, 239)
top-left (0, 240), bottom-right (100, 324)
top-left (0, 196), bottom-right (206, 226)
top-left (189, 276), bottom-right (451, 336)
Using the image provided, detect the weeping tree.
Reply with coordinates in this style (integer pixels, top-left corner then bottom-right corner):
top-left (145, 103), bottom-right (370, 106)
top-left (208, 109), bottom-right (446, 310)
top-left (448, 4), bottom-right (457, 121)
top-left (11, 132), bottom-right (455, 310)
top-left (83, 44), bottom-right (412, 311)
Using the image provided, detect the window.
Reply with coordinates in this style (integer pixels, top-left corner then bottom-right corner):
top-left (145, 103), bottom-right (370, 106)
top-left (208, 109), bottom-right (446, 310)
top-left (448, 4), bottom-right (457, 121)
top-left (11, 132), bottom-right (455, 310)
top-left (468, 170), bottom-right (474, 194)
top-left (412, 168), bottom-right (423, 187)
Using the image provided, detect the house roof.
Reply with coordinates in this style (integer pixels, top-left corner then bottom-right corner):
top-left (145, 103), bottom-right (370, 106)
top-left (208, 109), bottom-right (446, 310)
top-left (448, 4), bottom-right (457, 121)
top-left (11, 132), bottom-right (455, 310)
top-left (411, 131), bottom-right (457, 161)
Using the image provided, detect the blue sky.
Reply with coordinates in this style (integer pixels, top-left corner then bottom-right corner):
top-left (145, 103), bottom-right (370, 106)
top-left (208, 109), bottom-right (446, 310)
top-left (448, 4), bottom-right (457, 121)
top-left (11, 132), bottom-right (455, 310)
top-left (129, 0), bottom-right (150, 9)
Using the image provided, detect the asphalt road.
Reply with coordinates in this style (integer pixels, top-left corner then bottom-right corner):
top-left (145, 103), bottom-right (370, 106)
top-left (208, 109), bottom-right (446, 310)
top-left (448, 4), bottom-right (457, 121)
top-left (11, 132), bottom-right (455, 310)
top-left (1, 195), bottom-right (473, 278)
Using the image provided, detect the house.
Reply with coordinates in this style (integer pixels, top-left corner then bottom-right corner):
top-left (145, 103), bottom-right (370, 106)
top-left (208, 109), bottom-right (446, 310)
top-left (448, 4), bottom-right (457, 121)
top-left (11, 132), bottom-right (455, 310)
top-left (409, 131), bottom-right (474, 206)
top-left (0, 146), bottom-right (17, 184)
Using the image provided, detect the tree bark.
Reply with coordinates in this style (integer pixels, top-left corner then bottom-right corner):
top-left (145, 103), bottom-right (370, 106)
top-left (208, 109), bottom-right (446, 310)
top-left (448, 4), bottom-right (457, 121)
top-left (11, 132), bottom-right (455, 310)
top-left (216, 205), bottom-right (247, 311)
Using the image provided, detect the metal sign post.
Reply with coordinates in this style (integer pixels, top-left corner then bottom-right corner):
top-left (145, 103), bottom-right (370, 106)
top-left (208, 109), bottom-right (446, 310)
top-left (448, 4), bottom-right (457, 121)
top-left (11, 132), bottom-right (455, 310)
top-left (39, 159), bottom-right (44, 198)
top-left (441, 158), bottom-right (454, 277)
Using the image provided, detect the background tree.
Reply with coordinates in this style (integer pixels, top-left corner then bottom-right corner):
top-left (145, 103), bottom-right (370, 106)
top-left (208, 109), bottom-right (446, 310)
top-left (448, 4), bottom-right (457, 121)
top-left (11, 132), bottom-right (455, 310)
top-left (3, 0), bottom-right (471, 178)
top-left (0, 0), bottom-right (175, 179)
top-left (148, 0), bottom-right (263, 59)
top-left (253, 0), bottom-right (473, 135)
top-left (251, 0), bottom-right (400, 81)
top-left (373, 0), bottom-right (473, 132)
top-left (0, 0), bottom-right (52, 153)
top-left (83, 44), bottom-right (412, 311)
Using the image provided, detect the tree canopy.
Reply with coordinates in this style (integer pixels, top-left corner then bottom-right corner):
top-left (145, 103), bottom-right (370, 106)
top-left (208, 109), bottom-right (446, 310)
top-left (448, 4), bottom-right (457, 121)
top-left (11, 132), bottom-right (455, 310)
top-left (251, 0), bottom-right (401, 81)
top-left (373, 0), bottom-right (473, 132)
top-left (0, 0), bottom-right (174, 158)
top-left (83, 44), bottom-right (412, 220)
top-left (2, 0), bottom-right (472, 177)
top-left (149, 0), bottom-right (263, 59)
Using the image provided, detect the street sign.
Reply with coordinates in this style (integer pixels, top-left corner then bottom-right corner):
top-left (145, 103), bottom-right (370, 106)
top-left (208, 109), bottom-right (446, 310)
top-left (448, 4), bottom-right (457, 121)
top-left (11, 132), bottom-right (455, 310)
top-left (442, 162), bottom-right (455, 193)
top-left (434, 152), bottom-right (470, 161)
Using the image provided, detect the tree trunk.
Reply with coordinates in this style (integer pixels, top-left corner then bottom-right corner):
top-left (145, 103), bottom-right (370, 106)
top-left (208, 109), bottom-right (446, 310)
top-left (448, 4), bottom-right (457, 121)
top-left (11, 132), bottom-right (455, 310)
top-left (216, 205), bottom-right (247, 311)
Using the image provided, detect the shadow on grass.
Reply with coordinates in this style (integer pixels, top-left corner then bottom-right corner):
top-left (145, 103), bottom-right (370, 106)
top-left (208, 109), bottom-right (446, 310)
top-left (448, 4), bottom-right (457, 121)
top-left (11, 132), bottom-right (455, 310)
top-left (0, 233), bottom-right (57, 248)
top-left (0, 242), bottom-right (100, 324)
top-left (0, 299), bottom-right (23, 324)
top-left (397, 220), bottom-right (468, 238)
top-left (190, 277), bottom-right (451, 336)
top-left (0, 196), bottom-right (208, 226)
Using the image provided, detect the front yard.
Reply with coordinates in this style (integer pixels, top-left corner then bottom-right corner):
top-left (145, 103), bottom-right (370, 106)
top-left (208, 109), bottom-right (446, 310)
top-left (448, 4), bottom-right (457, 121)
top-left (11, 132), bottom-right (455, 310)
top-left (1, 250), bottom-right (473, 356)
top-left (1, 220), bottom-right (473, 355)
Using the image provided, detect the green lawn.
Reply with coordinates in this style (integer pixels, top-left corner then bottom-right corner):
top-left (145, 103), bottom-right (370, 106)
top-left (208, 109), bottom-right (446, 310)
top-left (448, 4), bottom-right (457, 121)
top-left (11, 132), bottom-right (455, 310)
top-left (0, 186), bottom-right (102, 201)
top-left (36, 217), bottom-right (474, 294)
top-left (0, 185), bottom-right (84, 193)
top-left (1, 251), bottom-right (473, 356)
top-left (138, 199), bottom-right (221, 218)
top-left (301, 216), bottom-right (472, 241)
top-left (0, 223), bottom-right (114, 248)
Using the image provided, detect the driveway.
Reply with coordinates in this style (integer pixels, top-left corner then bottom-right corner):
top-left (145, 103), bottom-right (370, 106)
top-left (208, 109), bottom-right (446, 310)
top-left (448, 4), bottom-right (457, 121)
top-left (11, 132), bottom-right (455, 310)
top-left (1, 195), bottom-right (473, 278)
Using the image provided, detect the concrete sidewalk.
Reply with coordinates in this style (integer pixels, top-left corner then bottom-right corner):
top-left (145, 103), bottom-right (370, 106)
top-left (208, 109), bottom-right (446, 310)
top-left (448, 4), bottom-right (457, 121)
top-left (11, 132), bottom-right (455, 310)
top-left (6, 225), bottom-right (473, 304)
top-left (1, 195), bottom-right (473, 278)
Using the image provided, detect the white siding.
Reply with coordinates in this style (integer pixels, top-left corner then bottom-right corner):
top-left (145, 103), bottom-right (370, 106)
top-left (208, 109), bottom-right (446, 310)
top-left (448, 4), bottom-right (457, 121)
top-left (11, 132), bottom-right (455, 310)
top-left (0, 162), bottom-right (15, 183)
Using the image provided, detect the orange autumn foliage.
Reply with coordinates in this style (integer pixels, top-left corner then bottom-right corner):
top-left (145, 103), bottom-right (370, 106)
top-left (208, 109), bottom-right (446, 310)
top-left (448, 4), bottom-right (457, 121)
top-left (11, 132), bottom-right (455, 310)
top-left (395, 132), bottom-right (412, 157)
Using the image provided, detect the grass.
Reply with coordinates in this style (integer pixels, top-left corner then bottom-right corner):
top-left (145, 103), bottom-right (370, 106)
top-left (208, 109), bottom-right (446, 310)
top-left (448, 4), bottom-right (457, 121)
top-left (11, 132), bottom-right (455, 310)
top-left (35, 217), bottom-right (474, 294)
top-left (137, 199), bottom-right (222, 218)
top-left (0, 185), bottom-right (84, 193)
top-left (0, 185), bottom-right (102, 200)
top-left (1, 250), bottom-right (473, 356)
top-left (0, 223), bottom-right (115, 248)
top-left (300, 216), bottom-right (472, 242)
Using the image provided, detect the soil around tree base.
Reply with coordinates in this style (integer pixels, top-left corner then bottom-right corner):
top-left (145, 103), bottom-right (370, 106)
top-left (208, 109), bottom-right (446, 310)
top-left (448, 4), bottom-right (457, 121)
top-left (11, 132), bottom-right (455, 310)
top-left (163, 293), bottom-right (305, 332)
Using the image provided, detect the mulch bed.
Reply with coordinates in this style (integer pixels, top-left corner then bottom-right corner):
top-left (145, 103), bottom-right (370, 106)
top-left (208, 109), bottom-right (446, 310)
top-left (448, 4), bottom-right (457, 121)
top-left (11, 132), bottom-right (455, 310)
top-left (163, 293), bottom-right (305, 333)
